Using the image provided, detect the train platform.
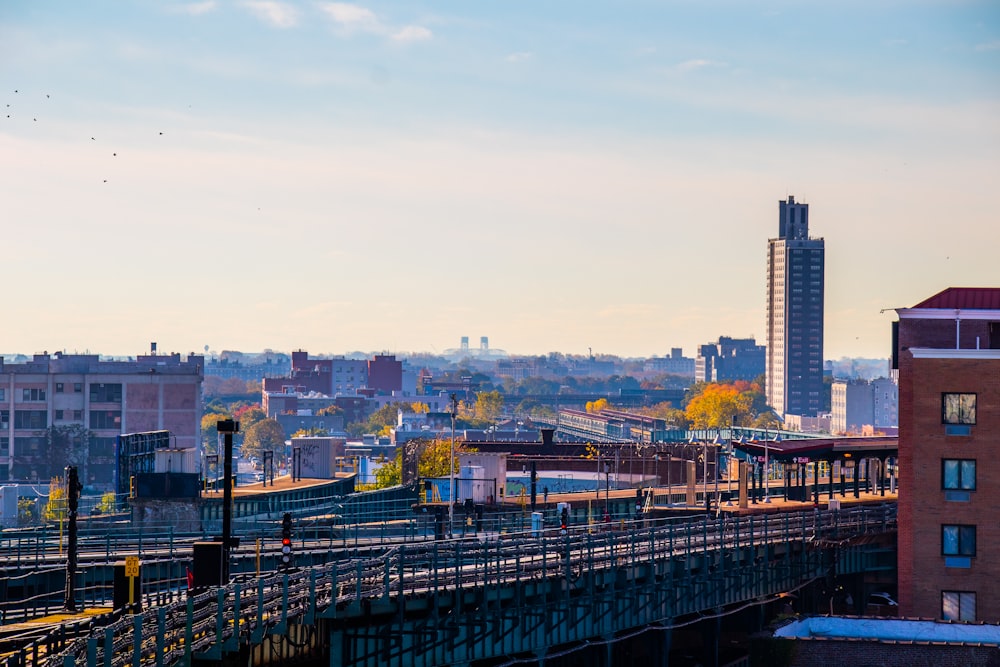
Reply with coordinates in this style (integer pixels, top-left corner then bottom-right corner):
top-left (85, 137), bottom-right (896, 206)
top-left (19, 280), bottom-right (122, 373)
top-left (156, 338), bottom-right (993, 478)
top-left (200, 473), bottom-right (353, 498)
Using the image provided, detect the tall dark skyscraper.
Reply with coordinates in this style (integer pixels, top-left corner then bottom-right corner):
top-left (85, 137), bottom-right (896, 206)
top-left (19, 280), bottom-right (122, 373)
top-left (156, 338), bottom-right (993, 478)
top-left (766, 196), bottom-right (825, 418)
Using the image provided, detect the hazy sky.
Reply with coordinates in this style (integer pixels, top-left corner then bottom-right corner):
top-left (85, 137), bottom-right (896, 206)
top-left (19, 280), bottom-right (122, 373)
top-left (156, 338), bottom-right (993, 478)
top-left (2, 1), bottom-right (998, 361)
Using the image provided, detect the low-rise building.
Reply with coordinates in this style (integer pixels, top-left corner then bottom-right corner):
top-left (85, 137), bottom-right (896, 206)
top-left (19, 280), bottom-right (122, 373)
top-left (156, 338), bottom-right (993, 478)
top-left (0, 351), bottom-right (203, 489)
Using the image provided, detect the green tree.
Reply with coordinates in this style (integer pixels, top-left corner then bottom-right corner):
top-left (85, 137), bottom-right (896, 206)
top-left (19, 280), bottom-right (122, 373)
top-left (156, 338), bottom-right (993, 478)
top-left (235, 405), bottom-right (266, 429)
top-left (42, 424), bottom-right (91, 470)
top-left (241, 418), bottom-right (286, 460)
top-left (201, 408), bottom-right (232, 456)
top-left (371, 438), bottom-right (475, 489)
top-left (374, 452), bottom-right (402, 488)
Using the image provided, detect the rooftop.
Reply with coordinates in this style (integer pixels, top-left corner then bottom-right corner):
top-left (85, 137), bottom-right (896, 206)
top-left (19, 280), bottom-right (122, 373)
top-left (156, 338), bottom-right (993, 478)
top-left (912, 287), bottom-right (1000, 310)
top-left (775, 616), bottom-right (1000, 646)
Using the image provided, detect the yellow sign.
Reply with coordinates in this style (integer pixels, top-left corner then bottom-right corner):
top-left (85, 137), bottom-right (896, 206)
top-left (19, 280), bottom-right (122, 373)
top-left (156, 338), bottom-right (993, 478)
top-left (125, 556), bottom-right (140, 578)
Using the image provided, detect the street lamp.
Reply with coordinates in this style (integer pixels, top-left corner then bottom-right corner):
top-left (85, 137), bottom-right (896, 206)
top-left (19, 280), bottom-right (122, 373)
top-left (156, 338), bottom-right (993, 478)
top-left (449, 393), bottom-right (458, 538)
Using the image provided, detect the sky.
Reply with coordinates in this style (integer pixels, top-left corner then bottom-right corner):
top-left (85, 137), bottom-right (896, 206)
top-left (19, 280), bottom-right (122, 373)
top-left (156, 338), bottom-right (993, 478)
top-left (2, 1), bottom-right (998, 361)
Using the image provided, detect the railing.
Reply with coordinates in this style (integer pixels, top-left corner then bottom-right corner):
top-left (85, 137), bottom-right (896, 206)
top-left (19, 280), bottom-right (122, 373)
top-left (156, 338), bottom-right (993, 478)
top-left (3, 504), bottom-right (896, 667)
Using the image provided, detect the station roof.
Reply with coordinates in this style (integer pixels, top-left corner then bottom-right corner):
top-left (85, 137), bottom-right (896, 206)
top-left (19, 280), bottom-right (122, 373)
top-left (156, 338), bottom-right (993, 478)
top-left (732, 436), bottom-right (897, 462)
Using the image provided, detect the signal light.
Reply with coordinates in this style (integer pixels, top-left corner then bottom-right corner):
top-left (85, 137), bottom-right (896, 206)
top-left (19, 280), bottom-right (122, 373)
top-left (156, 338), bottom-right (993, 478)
top-left (560, 506), bottom-right (569, 530)
top-left (280, 512), bottom-right (293, 569)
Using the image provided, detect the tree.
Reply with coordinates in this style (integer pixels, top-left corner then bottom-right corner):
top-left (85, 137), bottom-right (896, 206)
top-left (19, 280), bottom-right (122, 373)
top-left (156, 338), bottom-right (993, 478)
top-left (685, 384), bottom-right (751, 429)
top-left (42, 425), bottom-right (91, 471)
top-left (18, 497), bottom-right (37, 526)
top-left (241, 418), bottom-right (286, 460)
top-left (97, 491), bottom-right (117, 514)
top-left (201, 408), bottom-right (232, 456)
top-left (234, 405), bottom-right (265, 429)
top-left (474, 390), bottom-right (504, 422)
top-left (290, 427), bottom-right (326, 437)
top-left (374, 451), bottom-right (403, 488)
top-left (371, 438), bottom-right (475, 490)
top-left (585, 398), bottom-right (609, 414)
top-left (410, 402), bottom-right (429, 414)
top-left (44, 477), bottom-right (67, 523)
top-left (318, 404), bottom-right (343, 416)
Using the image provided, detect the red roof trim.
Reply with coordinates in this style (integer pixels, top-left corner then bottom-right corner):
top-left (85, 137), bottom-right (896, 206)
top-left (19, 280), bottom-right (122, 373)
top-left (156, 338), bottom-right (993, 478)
top-left (913, 287), bottom-right (1000, 310)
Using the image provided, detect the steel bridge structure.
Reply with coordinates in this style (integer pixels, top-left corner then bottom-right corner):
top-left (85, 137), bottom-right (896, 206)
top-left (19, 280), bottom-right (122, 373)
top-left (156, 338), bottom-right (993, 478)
top-left (3, 504), bottom-right (897, 667)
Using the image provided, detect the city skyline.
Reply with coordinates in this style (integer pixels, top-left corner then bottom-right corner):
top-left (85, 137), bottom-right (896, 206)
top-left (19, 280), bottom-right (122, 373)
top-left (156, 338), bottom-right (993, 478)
top-left (2, 2), bottom-right (998, 360)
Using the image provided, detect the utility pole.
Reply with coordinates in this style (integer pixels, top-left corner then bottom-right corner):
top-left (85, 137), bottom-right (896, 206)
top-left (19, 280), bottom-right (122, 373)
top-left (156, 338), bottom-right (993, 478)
top-left (217, 419), bottom-right (240, 581)
top-left (449, 394), bottom-right (458, 539)
top-left (64, 466), bottom-right (82, 612)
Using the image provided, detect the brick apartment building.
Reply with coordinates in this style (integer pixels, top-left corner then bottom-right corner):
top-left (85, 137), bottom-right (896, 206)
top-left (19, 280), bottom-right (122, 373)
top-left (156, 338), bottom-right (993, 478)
top-left (895, 287), bottom-right (1000, 621)
top-left (0, 351), bottom-right (203, 489)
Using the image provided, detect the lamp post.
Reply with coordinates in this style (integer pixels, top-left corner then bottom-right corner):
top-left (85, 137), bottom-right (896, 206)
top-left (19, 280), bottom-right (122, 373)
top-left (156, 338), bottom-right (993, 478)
top-left (763, 431), bottom-right (771, 504)
top-left (449, 393), bottom-right (458, 539)
top-left (604, 461), bottom-right (611, 520)
top-left (713, 431), bottom-right (721, 510)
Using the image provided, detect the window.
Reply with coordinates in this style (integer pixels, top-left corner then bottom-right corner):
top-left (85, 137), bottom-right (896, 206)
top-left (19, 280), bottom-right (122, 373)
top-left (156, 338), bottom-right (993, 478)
top-left (21, 388), bottom-right (46, 401)
top-left (56, 383), bottom-right (64, 393)
top-left (73, 383), bottom-right (82, 393)
top-left (0, 388), bottom-right (5, 401)
top-left (943, 459), bottom-right (975, 491)
top-left (73, 410), bottom-right (83, 421)
top-left (14, 436), bottom-right (45, 456)
top-left (55, 409), bottom-right (64, 421)
top-left (0, 410), bottom-right (7, 429)
top-left (89, 410), bottom-right (122, 430)
top-left (942, 524), bottom-right (976, 557)
top-left (89, 383), bottom-right (122, 403)
top-left (14, 410), bottom-right (47, 430)
top-left (942, 591), bottom-right (976, 621)
top-left (942, 393), bottom-right (976, 425)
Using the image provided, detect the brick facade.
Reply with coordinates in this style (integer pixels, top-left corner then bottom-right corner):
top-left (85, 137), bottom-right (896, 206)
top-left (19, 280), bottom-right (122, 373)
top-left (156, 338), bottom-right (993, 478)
top-left (896, 289), bottom-right (1000, 622)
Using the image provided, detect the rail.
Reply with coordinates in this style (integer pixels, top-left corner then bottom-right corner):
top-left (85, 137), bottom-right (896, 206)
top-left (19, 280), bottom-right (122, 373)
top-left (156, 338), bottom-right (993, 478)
top-left (3, 504), bottom-right (896, 667)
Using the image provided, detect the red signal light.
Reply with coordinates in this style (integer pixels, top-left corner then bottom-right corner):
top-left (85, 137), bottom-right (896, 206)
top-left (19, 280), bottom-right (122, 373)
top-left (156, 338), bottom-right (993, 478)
top-left (282, 537), bottom-right (291, 546)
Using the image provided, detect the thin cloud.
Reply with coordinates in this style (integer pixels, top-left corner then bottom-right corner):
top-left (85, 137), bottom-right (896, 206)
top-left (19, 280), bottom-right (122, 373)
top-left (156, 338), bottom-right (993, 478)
top-left (674, 59), bottom-right (719, 73)
top-left (884, 38), bottom-right (908, 47)
top-left (320, 2), bottom-right (380, 32)
top-left (242, 1), bottom-right (298, 28)
top-left (392, 26), bottom-right (432, 43)
top-left (975, 40), bottom-right (1000, 52)
top-left (319, 2), bottom-right (431, 42)
top-left (505, 51), bottom-right (533, 63)
top-left (169, 1), bottom-right (217, 15)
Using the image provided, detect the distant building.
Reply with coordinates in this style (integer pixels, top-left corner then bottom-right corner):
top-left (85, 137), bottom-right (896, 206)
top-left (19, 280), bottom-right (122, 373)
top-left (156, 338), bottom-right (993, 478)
top-left (695, 337), bottom-right (765, 383)
top-left (261, 350), bottom-right (368, 396)
top-left (831, 378), bottom-right (898, 434)
top-left (895, 287), bottom-right (1000, 622)
top-left (495, 358), bottom-right (540, 382)
top-left (781, 413), bottom-right (830, 434)
top-left (367, 354), bottom-right (403, 395)
top-left (643, 348), bottom-right (695, 378)
top-left (766, 196), bottom-right (825, 418)
top-left (204, 351), bottom-right (290, 382)
top-left (0, 351), bottom-right (203, 489)
top-left (262, 351), bottom-right (404, 398)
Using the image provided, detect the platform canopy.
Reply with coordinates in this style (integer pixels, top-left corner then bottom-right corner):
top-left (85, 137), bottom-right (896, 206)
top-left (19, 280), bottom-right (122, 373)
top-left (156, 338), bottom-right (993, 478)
top-left (731, 436), bottom-right (897, 463)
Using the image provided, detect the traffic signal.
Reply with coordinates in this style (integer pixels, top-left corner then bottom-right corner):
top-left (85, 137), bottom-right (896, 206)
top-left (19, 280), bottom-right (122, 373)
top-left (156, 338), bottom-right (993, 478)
top-left (280, 512), bottom-right (293, 569)
top-left (560, 506), bottom-right (569, 530)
